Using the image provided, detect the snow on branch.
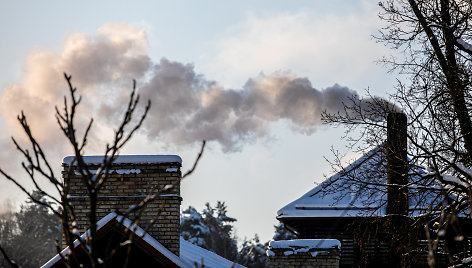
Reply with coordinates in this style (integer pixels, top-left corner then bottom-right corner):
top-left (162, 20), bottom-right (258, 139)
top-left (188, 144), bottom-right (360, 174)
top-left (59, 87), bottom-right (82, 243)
top-left (455, 38), bottom-right (472, 55)
top-left (442, 174), bottom-right (471, 188)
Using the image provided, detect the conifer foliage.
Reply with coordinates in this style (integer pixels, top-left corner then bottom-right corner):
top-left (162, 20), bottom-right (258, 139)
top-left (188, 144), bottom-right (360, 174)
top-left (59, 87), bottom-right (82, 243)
top-left (181, 201), bottom-right (238, 261)
top-left (181, 202), bottom-right (299, 267)
top-left (0, 191), bottom-right (61, 268)
top-left (272, 223), bottom-right (296, 241)
top-left (237, 234), bottom-right (268, 268)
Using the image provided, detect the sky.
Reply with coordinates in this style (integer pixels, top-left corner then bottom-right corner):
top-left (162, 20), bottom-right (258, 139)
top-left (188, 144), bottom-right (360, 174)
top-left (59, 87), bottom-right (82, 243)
top-left (0, 0), bottom-right (399, 243)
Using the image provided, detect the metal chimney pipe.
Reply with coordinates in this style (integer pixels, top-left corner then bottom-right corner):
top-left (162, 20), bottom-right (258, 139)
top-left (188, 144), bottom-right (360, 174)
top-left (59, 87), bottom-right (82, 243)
top-left (386, 112), bottom-right (408, 216)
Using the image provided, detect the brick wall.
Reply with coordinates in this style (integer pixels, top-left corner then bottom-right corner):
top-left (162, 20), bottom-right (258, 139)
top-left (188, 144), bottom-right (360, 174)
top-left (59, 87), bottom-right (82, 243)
top-left (63, 156), bottom-right (182, 255)
top-left (267, 239), bottom-right (340, 268)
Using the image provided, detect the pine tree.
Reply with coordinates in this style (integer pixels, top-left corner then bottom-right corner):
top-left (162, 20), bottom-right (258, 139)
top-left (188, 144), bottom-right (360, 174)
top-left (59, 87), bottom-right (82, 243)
top-left (180, 201), bottom-right (238, 261)
top-left (272, 223), bottom-right (296, 241)
top-left (180, 206), bottom-right (209, 248)
top-left (0, 191), bottom-right (61, 268)
top-left (237, 234), bottom-right (268, 268)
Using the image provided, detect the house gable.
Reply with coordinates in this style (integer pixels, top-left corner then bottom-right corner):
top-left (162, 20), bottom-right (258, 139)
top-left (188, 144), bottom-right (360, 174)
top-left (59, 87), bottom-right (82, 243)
top-left (41, 212), bottom-right (186, 268)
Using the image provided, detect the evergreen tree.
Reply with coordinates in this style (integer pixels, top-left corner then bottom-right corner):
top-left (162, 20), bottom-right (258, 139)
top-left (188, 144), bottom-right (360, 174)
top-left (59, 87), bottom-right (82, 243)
top-left (272, 223), bottom-right (296, 241)
top-left (236, 223), bottom-right (297, 267)
top-left (181, 201), bottom-right (238, 261)
top-left (202, 201), bottom-right (238, 260)
top-left (180, 206), bottom-right (209, 248)
top-left (237, 234), bottom-right (268, 268)
top-left (0, 191), bottom-right (61, 268)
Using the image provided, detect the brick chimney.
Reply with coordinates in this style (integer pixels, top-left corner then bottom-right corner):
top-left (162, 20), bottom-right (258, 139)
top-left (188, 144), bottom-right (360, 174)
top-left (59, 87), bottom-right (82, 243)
top-left (266, 239), bottom-right (341, 268)
top-left (62, 155), bottom-right (182, 255)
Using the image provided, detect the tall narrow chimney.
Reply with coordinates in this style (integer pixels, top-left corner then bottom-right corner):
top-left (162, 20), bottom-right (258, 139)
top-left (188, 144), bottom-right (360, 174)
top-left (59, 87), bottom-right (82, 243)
top-left (386, 112), bottom-right (408, 216)
top-left (385, 112), bottom-right (409, 267)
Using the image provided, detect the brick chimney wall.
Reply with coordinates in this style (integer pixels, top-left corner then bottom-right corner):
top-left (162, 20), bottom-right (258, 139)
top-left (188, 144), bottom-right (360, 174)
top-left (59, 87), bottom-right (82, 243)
top-left (62, 155), bottom-right (182, 255)
top-left (267, 249), bottom-right (340, 268)
top-left (267, 239), bottom-right (340, 268)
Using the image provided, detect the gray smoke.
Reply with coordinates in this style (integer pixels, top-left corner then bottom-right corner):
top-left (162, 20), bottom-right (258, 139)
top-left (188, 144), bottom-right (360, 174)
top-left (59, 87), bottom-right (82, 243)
top-left (121, 59), bottom-right (366, 151)
top-left (0, 23), bottom-right (398, 153)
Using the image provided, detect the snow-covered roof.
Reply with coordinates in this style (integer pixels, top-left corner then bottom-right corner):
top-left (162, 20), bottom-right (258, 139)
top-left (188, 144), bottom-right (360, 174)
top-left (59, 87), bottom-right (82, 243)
top-left (277, 146), bottom-right (439, 219)
top-left (41, 212), bottom-right (245, 268)
top-left (63, 155), bottom-right (182, 165)
top-left (180, 238), bottom-right (245, 268)
top-left (41, 212), bottom-right (187, 268)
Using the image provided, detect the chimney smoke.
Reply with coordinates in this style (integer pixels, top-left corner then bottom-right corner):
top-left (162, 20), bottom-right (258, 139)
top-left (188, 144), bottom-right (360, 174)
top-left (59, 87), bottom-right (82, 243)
top-left (0, 23), bottom-right (400, 153)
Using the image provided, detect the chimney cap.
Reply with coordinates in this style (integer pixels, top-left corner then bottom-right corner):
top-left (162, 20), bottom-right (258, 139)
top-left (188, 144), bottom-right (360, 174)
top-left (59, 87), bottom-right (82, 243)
top-left (387, 112), bottom-right (407, 120)
top-left (63, 155), bottom-right (182, 166)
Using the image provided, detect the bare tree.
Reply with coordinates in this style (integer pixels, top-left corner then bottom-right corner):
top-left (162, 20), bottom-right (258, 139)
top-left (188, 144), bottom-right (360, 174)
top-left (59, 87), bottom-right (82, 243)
top-left (0, 73), bottom-right (205, 267)
top-left (321, 0), bottom-right (472, 266)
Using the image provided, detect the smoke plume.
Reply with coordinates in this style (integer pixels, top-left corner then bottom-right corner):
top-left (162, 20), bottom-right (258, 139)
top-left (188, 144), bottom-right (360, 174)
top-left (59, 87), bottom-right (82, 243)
top-left (0, 23), bottom-right (396, 153)
top-left (134, 62), bottom-right (364, 151)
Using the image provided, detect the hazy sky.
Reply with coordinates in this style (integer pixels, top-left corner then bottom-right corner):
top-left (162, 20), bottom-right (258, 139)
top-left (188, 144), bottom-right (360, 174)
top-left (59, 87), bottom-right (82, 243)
top-left (0, 0), bottom-right (398, 243)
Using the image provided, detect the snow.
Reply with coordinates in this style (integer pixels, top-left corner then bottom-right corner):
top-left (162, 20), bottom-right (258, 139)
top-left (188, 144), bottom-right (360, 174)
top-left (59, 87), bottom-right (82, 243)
top-left (67, 194), bottom-right (181, 199)
top-left (449, 257), bottom-right (472, 268)
top-left (442, 174), bottom-right (471, 188)
top-left (41, 212), bottom-right (245, 268)
top-left (192, 224), bottom-right (210, 234)
top-left (441, 163), bottom-right (472, 188)
top-left (116, 169), bottom-right (141, 174)
top-left (74, 169), bottom-right (142, 175)
top-left (72, 228), bottom-right (80, 236)
top-left (277, 145), bottom-right (441, 219)
top-left (114, 215), bottom-right (188, 267)
top-left (310, 251), bottom-right (329, 257)
top-left (277, 146), bottom-right (385, 218)
top-left (463, 257), bottom-right (472, 264)
top-left (41, 212), bottom-right (188, 268)
top-left (180, 237), bottom-right (245, 268)
top-left (456, 163), bottom-right (472, 177)
top-left (267, 239), bottom-right (340, 257)
top-left (63, 155), bottom-right (182, 165)
top-left (458, 38), bottom-right (472, 52)
top-left (438, 230), bottom-right (446, 237)
top-left (269, 239), bottom-right (341, 250)
top-left (166, 167), bottom-right (179, 172)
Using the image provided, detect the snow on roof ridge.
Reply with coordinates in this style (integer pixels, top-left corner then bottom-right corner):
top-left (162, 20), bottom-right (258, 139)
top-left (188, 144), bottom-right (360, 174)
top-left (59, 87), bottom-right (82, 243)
top-left (63, 155), bottom-right (182, 165)
top-left (41, 212), bottom-right (246, 268)
top-left (115, 215), bottom-right (187, 267)
top-left (41, 212), bottom-right (119, 268)
top-left (267, 239), bottom-right (340, 257)
top-left (269, 239), bottom-right (341, 250)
